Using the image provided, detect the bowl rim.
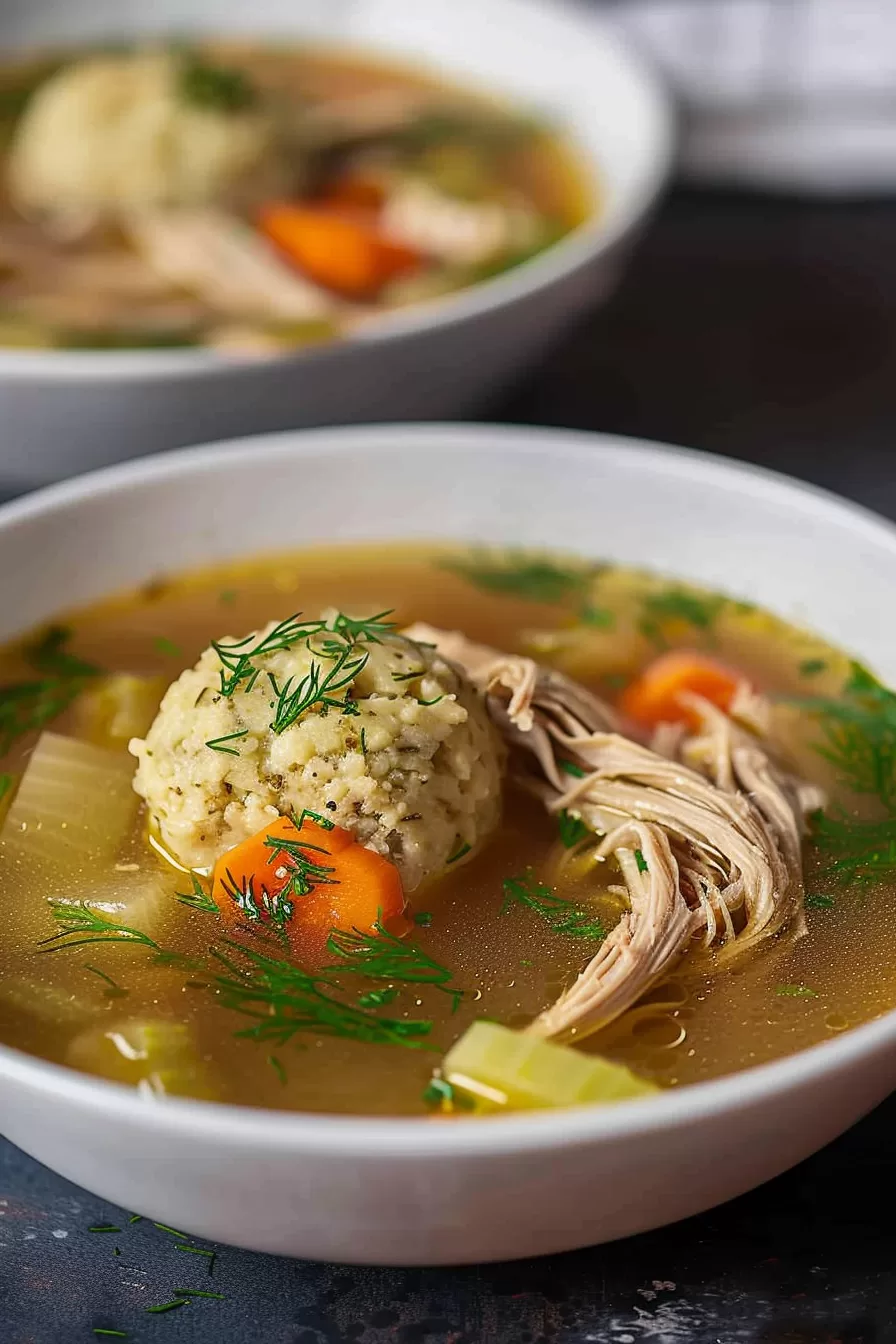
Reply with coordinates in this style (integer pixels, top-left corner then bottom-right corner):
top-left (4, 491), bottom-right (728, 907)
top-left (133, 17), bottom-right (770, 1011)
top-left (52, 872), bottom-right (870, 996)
top-left (2, 420), bottom-right (896, 1156)
top-left (0, 2), bottom-right (675, 382)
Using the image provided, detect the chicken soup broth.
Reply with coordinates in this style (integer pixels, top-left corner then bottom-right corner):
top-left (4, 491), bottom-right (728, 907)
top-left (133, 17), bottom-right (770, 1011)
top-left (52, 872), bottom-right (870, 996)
top-left (0, 542), bottom-right (889, 1116)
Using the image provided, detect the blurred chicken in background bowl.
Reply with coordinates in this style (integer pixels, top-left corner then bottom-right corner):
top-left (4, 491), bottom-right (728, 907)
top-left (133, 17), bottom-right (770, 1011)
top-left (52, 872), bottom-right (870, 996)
top-left (0, 0), bottom-right (672, 488)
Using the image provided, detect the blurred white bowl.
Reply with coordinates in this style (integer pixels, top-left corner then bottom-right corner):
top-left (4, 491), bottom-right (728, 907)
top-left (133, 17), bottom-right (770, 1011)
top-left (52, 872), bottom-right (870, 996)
top-left (1, 423), bottom-right (896, 1265)
top-left (0, 0), bottom-right (672, 489)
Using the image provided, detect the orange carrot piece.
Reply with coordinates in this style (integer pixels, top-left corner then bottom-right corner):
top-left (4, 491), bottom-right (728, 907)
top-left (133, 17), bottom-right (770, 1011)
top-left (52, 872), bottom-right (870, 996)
top-left (211, 813), bottom-right (409, 965)
top-left (619, 650), bottom-right (743, 730)
top-left (259, 203), bottom-right (420, 298)
top-left (318, 172), bottom-right (387, 212)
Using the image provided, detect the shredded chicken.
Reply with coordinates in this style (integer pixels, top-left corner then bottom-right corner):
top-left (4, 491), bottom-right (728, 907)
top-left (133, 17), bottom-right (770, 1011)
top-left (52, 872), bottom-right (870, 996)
top-left (128, 210), bottom-right (336, 321)
top-left (381, 179), bottom-right (537, 267)
top-left (404, 624), bottom-right (823, 1044)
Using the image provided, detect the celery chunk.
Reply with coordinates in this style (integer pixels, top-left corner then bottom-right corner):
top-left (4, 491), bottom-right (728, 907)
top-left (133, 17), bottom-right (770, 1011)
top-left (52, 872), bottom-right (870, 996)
top-left (442, 1020), bottom-right (657, 1112)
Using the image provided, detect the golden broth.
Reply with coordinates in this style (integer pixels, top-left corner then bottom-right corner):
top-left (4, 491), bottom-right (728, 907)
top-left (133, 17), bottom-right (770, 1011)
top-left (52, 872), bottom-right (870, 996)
top-left (0, 543), bottom-right (886, 1115)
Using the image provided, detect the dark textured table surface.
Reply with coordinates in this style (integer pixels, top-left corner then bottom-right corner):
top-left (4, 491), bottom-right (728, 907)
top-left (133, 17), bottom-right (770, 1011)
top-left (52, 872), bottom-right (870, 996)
top-left (4, 188), bottom-right (896, 1343)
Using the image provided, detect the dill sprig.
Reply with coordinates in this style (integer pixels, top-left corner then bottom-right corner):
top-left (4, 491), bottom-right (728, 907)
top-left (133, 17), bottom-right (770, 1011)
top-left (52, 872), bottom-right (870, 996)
top-left (264, 823), bottom-right (339, 897)
top-left (205, 729), bottom-right (248, 755)
top-left (212, 615), bottom-right (326, 696)
top-left (328, 610), bottom-right (397, 644)
top-left (441, 550), bottom-right (594, 604)
top-left (210, 941), bottom-right (434, 1050)
top-left (796, 663), bottom-right (896, 808)
top-left (38, 902), bottom-right (163, 954)
top-left (175, 873), bottom-right (219, 915)
top-left (326, 922), bottom-right (461, 1005)
top-left (270, 639), bottom-right (368, 734)
top-left (0, 625), bottom-right (99, 755)
top-left (217, 870), bottom-right (294, 931)
top-left (501, 870), bottom-right (607, 941)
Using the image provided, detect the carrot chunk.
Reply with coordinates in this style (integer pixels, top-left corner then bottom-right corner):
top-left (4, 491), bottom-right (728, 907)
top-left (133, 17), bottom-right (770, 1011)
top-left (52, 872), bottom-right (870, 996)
top-left (211, 812), bottom-right (409, 964)
top-left (619, 650), bottom-right (743, 729)
top-left (258, 204), bottom-right (421, 298)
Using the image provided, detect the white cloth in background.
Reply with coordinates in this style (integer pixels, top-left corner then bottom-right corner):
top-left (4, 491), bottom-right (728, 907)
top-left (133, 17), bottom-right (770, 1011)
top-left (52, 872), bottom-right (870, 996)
top-left (596, 0), bottom-right (896, 192)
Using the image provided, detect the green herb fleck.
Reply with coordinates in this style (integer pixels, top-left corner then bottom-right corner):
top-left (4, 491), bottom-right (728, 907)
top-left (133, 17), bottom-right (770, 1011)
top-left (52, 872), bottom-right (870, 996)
top-left (422, 1076), bottom-right (473, 1110)
top-left (358, 986), bottom-right (399, 1008)
top-left (447, 839), bottom-right (472, 865)
top-left (799, 658), bottom-right (827, 678)
top-left (635, 848), bottom-right (649, 874)
top-left (205, 728), bottom-right (248, 756)
top-left (559, 759), bottom-right (587, 779)
top-left (360, 728), bottom-right (368, 755)
top-left (557, 809), bottom-right (590, 849)
top-left (153, 636), bottom-right (182, 658)
top-left (39, 903), bottom-right (163, 955)
top-left (793, 663), bottom-right (896, 809)
top-left (808, 809), bottom-right (896, 891)
top-left (501, 870), bottom-right (606, 941)
top-left (88, 1224), bottom-right (122, 1233)
top-left (176, 873), bottom-right (219, 915)
top-left (0, 626), bottom-right (99, 755)
top-left (146, 1299), bottom-right (188, 1314)
top-left (776, 984), bottom-right (818, 999)
top-left (417, 694), bottom-right (444, 706)
top-left (83, 964), bottom-right (128, 999)
top-left (639, 588), bottom-right (725, 645)
top-left (153, 1223), bottom-right (189, 1240)
top-left (93, 1331), bottom-right (129, 1339)
top-left (267, 1053), bottom-right (287, 1085)
top-left (172, 1289), bottom-right (226, 1300)
top-left (392, 668), bottom-right (425, 682)
top-left (178, 53), bottom-right (257, 112)
top-left (127, 1214), bottom-right (142, 1224)
top-left (219, 589), bottom-right (237, 605)
top-left (578, 603), bottom-right (615, 629)
top-left (441, 551), bottom-right (595, 604)
top-left (806, 892), bottom-right (835, 910)
top-left (414, 911), bottom-right (432, 927)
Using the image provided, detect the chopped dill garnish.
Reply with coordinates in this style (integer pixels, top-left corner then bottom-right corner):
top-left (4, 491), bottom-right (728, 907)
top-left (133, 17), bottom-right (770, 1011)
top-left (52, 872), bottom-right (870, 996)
top-left (153, 636), bottom-right (182, 658)
top-left (794, 663), bottom-right (896, 809)
top-left (635, 848), bottom-right (649, 874)
top-left (127, 1214), bottom-right (142, 1224)
top-left (808, 809), bottom-right (896, 891)
top-left (414, 911), bottom-right (433, 927)
top-left (578, 603), bottom-right (615, 629)
top-left (211, 940), bottom-right (434, 1050)
top-left (83, 964), bottom-right (128, 998)
top-left (146, 1299), bottom-right (188, 1314)
top-left (447, 839), bottom-right (472, 864)
top-left (639, 588), bottom-right (725, 645)
top-left (799, 658), bottom-right (827, 677)
top-left (441, 550), bottom-right (595, 604)
top-left (153, 1223), bottom-right (188, 1240)
top-left (113, 1248), bottom-right (121, 1257)
top-left (88, 1224), bottom-right (122, 1233)
top-left (267, 1054), bottom-right (288, 1085)
top-left (219, 589), bottom-right (237, 605)
top-left (172, 1289), bottom-right (226, 1301)
top-left (776, 984), bottom-right (818, 999)
top-left (293, 807), bottom-right (335, 831)
top-left (264, 825), bottom-right (338, 898)
top-left (559, 759), bottom-right (586, 779)
top-left (806, 892), bottom-right (835, 911)
top-left (213, 614), bottom-right (326, 696)
top-left (557, 809), bottom-right (590, 849)
top-left (217, 870), bottom-right (294, 931)
top-left (329, 610), bottom-right (397, 643)
top-left (176, 873), bottom-right (219, 915)
top-left (360, 728), bottom-right (368, 755)
top-left (174, 1244), bottom-right (216, 1268)
top-left (178, 53), bottom-right (257, 112)
top-left (271, 639), bottom-right (368, 734)
top-left (38, 902), bottom-right (163, 954)
top-left (358, 986), bottom-right (399, 1008)
top-left (205, 729), bottom-right (248, 755)
top-left (93, 1331), bottom-right (128, 1339)
top-left (0, 626), bottom-right (99, 754)
top-left (392, 668), bottom-right (424, 682)
top-left (417, 694), bottom-right (444, 706)
top-left (327, 922), bottom-right (460, 1005)
top-left (502, 870), bottom-right (607, 941)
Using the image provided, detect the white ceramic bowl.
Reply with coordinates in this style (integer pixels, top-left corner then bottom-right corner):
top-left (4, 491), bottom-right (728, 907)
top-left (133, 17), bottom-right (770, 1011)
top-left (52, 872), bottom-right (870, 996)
top-left (0, 0), bottom-right (672, 490)
top-left (1, 423), bottom-right (896, 1265)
